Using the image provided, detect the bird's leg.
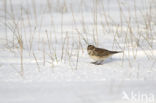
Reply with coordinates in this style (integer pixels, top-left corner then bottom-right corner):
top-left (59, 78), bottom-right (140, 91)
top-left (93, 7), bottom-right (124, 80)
top-left (91, 61), bottom-right (98, 64)
top-left (95, 60), bottom-right (104, 65)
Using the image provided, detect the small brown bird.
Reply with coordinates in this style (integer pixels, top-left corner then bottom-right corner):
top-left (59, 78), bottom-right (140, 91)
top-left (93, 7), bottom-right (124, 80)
top-left (87, 45), bottom-right (122, 65)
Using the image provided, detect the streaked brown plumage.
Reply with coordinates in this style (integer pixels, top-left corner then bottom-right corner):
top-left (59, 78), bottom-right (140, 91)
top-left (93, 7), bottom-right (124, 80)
top-left (87, 45), bottom-right (121, 65)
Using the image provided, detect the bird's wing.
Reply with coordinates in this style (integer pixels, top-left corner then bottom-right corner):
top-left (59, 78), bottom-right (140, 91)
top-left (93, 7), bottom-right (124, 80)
top-left (94, 48), bottom-right (111, 56)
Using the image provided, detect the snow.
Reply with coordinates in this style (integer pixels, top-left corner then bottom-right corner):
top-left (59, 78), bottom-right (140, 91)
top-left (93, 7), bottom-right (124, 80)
top-left (0, 0), bottom-right (156, 103)
top-left (0, 81), bottom-right (155, 103)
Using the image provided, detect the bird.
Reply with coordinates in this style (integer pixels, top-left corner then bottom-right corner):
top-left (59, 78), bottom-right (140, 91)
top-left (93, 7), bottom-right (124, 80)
top-left (87, 45), bottom-right (122, 65)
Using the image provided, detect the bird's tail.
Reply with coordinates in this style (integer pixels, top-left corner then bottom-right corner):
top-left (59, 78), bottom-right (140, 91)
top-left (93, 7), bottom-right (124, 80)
top-left (111, 51), bottom-right (123, 54)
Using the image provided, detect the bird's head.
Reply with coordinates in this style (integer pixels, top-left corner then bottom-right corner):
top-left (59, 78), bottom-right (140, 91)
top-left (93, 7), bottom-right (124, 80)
top-left (87, 45), bottom-right (95, 50)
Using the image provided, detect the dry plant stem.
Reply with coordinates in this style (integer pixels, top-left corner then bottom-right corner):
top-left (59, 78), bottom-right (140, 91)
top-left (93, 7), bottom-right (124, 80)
top-left (4, 0), bottom-right (8, 46)
top-left (125, 27), bottom-right (132, 67)
top-left (65, 34), bottom-right (70, 62)
top-left (75, 29), bottom-right (88, 45)
top-left (14, 25), bottom-right (24, 76)
top-left (75, 45), bottom-right (80, 70)
top-left (20, 45), bottom-right (24, 76)
top-left (68, 42), bottom-right (75, 66)
top-left (2, 0), bottom-right (25, 76)
top-left (16, 34), bottom-right (24, 76)
top-left (80, 1), bottom-right (87, 35)
top-left (46, 31), bottom-right (58, 64)
top-left (29, 28), bottom-right (35, 55)
top-left (33, 52), bottom-right (40, 72)
top-left (48, 54), bottom-right (54, 70)
top-left (52, 46), bottom-right (58, 63)
top-left (112, 25), bottom-right (119, 49)
top-left (46, 30), bottom-right (53, 59)
top-left (42, 38), bottom-right (46, 66)
top-left (78, 35), bottom-right (84, 53)
top-left (117, 0), bottom-right (123, 33)
top-left (93, 0), bottom-right (98, 46)
top-left (32, 0), bottom-right (37, 25)
top-left (22, 9), bottom-right (34, 55)
top-left (66, 32), bottom-right (70, 55)
top-left (46, 0), bottom-right (52, 13)
top-left (61, 3), bottom-right (64, 41)
top-left (75, 32), bottom-right (81, 70)
top-left (61, 32), bottom-right (68, 61)
top-left (101, 4), bottom-right (109, 30)
top-left (9, 0), bottom-right (16, 48)
top-left (21, 8), bottom-right (28, 50)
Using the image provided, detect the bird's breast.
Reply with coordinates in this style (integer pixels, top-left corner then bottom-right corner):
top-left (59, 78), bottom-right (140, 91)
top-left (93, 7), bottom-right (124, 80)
top-left (88, 50), bottom-right (103, 60)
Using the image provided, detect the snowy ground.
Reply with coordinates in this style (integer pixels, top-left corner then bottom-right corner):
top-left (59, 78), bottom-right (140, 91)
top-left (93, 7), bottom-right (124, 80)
top-left (0, 81), bottom-right (156, 103)
top-left (0, 0), bottom-right (156, 103)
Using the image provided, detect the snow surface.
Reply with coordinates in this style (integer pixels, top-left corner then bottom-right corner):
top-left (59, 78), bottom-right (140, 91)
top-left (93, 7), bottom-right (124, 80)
top-left (0, 0), bottom-right (156, 103)
top-left (0, 81), bottom-right (155, 103)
